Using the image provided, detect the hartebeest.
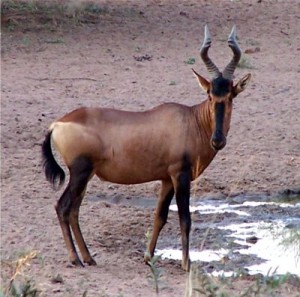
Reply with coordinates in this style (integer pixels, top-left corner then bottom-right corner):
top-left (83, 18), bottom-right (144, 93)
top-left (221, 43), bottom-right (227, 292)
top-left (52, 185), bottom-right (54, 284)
top-left (42, 25), bottom-right (251, 271)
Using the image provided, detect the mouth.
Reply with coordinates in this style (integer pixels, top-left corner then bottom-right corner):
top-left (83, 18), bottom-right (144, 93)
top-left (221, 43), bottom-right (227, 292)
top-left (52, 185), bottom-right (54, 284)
top-left (211, 140), bottom-right (226, 151)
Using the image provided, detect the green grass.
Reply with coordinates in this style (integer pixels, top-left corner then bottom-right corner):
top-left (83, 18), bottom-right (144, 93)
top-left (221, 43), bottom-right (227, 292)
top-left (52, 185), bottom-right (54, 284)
top-left (188, 265), bottom-right (300, 297)
top-left (169, 80), bottom-right (177, 86)
top-left (147, 255), bottom-right (163, 295)
top-left (145, 230), bottom-right (164, 295)
top-left (185, 57), bottom-right (196, 65)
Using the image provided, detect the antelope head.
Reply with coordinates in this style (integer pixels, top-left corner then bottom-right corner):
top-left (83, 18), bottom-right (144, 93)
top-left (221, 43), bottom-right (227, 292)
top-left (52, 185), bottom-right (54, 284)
top-left (193, 25), bottom-right (251, 151)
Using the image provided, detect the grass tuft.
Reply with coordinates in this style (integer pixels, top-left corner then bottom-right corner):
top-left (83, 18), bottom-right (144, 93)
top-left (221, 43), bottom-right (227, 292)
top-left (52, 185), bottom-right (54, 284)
top-left (147, 255), bottom-right (164, 295)
top-left (185, 57), bottom-right (196, 65)
top-left (145, 230), bottom-right (164, 295)
top-left (1, 250), bottom-right (40, 296)
top-left (237, 55), bottom-right (254, 69)
top-left (186, 264), bottom-right (300, 297)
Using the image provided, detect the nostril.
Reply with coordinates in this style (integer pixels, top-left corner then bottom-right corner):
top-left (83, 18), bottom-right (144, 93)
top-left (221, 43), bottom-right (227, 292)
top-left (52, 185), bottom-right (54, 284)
top-left (212, 141), bottom-right (221, 148)
top-left (211, 131), bottom-right (226, 150)
top-left (211, 140), bottom-right (226, 150)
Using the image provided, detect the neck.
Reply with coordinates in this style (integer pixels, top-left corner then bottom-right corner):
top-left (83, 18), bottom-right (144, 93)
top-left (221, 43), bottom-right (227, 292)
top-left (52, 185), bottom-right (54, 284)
top-left (192, 99), bottom-right (213, 140)
top-left (190, 99), bottom-right (218, 179)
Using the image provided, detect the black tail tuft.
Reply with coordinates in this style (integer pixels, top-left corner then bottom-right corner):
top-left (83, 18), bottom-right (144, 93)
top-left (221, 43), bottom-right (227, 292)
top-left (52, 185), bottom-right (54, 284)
top-left (42, 131), bottom-right (65, 189)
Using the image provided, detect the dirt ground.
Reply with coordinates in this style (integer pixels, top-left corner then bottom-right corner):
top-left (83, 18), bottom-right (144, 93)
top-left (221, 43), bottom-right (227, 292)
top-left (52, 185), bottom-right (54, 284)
top-left (1, 0), bottom-right (300, 296)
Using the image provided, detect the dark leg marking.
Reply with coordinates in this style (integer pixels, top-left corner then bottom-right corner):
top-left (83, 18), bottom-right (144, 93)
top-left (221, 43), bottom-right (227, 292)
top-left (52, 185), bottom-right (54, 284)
top-left (55, 156), bottom-right (94, 266)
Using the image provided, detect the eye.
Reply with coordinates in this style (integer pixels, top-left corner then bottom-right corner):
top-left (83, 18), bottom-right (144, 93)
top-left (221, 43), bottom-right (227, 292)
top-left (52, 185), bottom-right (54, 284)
top-left (207, 90), bottom-right (212, 100)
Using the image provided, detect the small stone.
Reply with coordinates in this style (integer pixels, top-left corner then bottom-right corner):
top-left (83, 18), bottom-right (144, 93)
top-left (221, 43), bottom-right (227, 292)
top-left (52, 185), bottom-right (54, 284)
top-left (246, 236), bottom-right (259, 244)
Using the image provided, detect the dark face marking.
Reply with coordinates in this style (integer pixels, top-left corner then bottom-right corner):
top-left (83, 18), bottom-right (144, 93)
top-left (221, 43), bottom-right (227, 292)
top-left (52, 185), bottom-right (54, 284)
top-left (211, 102), bottom-right (227, 151)
top-left (211, 76), bottom-right (231, 97)
top-left (207, 75), bottom-right (233, 151)
top-left (214, 102), bottom-right (225, 132)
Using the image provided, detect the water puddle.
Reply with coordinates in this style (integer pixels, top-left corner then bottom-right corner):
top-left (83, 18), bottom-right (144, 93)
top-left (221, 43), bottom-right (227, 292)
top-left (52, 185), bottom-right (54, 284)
top-left (157, 248), bottom-right (228, 263)
top-left (158, 198), bottom-right (300, 277)
top-left (169, 200), bottom-right (299, 216)
top-left (92, 190), bottom-right (300, 276)
top-left (219, 220), bottom-right (300, 275)
top-left (169, 202), bottom-right (251, 216)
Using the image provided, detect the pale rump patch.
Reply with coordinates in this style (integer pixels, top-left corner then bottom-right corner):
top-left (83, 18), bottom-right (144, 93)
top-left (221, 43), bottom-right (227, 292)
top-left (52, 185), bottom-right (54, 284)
top-left (50, 121), bottom-right (103, 166)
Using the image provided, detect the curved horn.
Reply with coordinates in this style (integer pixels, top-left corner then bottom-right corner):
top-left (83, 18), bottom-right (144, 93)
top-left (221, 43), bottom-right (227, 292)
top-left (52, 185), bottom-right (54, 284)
top-left (222, 25), bottom-right (242, 80)
top-left (200, 25), bottom-right (220, 79)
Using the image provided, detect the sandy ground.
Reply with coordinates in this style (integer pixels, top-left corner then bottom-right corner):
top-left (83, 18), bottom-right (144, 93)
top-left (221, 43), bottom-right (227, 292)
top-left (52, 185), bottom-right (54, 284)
top-left (1, 0), bottom-right (300, 296)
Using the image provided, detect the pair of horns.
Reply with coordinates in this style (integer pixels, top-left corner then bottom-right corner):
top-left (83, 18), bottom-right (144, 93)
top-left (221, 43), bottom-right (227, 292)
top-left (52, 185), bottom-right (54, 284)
top-left (200, 25), bottom-right (241, 80)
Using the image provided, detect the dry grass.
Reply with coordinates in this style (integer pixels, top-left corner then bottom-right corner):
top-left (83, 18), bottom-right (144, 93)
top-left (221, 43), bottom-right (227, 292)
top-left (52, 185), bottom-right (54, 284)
top-left (1, 0), bottom-right (109, 31)
top-left (1, 250), bottom-right (39, 296)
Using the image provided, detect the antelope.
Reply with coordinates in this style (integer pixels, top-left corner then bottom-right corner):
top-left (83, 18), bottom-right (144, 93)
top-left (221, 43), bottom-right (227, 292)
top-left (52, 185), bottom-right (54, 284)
top-left (42, 25), bottom-right (251, 271)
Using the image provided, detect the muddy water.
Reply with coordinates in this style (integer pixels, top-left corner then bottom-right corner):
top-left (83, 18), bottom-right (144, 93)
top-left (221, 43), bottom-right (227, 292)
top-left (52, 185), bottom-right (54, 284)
top-left (161, 195), bottom-right (300, 276)
top-left (95, 193), bottom-right (300, 276)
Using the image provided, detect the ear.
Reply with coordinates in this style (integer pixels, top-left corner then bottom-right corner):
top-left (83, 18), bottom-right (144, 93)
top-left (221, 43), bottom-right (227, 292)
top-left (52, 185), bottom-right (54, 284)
top-left (192, 69), bottom-right (210, 92)
top-left (234, 73), bottom-right (251, 95)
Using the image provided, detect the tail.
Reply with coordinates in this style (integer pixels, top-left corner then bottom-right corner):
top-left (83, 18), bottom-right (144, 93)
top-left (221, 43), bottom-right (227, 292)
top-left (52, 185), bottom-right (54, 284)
top-left (42, 130), bottom-right (65, 188)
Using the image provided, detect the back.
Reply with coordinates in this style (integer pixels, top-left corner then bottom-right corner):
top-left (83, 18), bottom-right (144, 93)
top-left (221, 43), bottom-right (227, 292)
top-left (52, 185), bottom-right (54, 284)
top-left (53, 103), bottom-right (195, 184)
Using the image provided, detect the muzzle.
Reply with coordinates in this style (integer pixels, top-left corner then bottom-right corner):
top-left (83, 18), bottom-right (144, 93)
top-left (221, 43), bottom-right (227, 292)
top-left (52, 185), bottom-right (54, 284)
top-left (211, 130), bottom-right (226, 151)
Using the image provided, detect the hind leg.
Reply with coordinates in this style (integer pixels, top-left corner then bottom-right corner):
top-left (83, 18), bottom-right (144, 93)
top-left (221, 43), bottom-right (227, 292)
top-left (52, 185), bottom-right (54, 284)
top-left (69, 187), bottom-right (96, 266)
top-left (56, 185), bottom-right (82, 266)
top-left (55, 156), bottom-right (94, 266)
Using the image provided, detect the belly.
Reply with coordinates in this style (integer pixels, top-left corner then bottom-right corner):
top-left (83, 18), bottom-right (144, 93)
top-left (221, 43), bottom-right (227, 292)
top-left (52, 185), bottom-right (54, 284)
top-left (95, 157), bottom-right (169, 184)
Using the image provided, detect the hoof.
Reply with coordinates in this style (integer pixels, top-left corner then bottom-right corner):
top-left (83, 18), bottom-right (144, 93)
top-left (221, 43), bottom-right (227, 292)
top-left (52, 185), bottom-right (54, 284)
top-left (144, 251), bottom-right (152, 265)
top-left (181, 259), bottom-right (190, 272)
top-left (71, 258), bottom-right (84, 267)
top-left (85, 258), bottom-right (97, 266)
